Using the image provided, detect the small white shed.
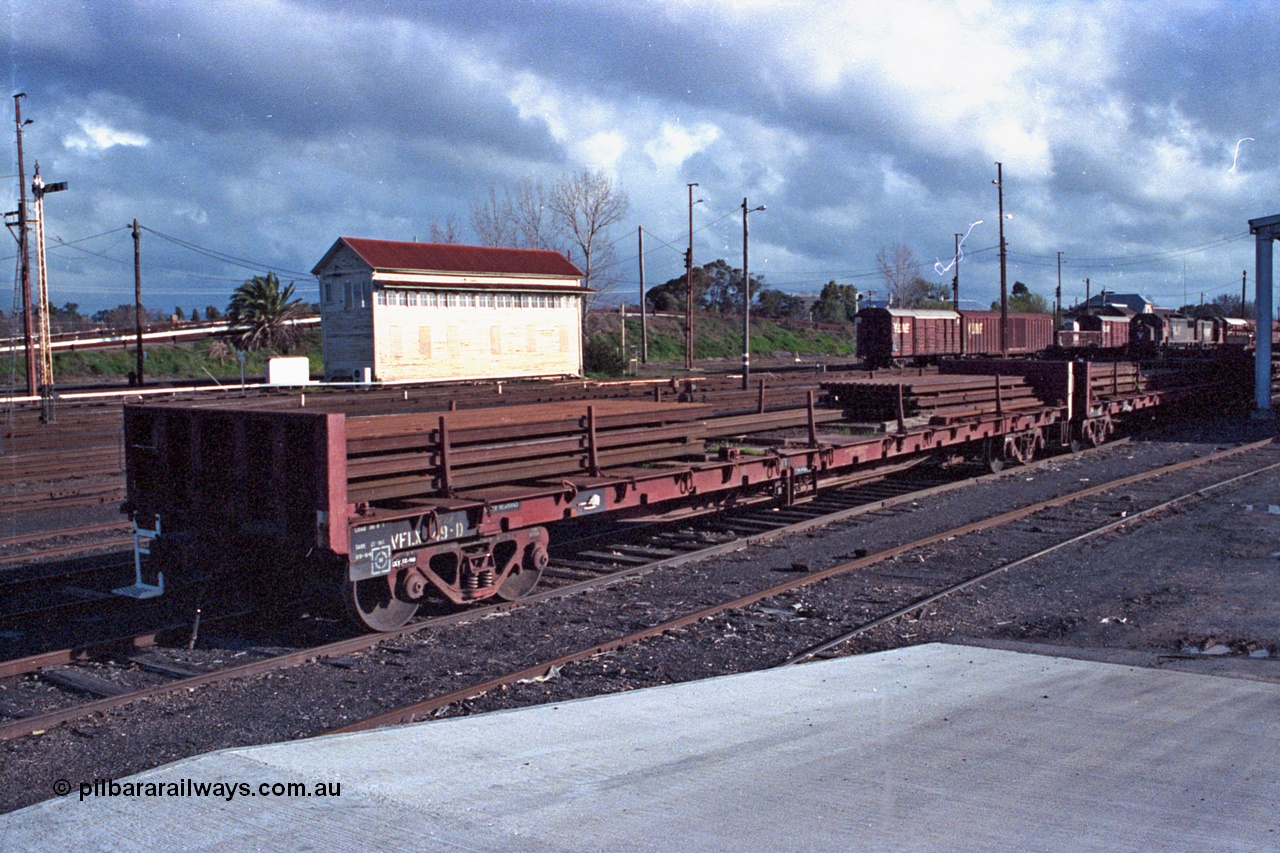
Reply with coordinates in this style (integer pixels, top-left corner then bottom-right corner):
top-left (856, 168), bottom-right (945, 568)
top-left (313, 238), bottom-right (586, 383)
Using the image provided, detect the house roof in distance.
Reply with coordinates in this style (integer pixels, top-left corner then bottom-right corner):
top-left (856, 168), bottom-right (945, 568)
top-left (313, 237), bottom-right (584, 279)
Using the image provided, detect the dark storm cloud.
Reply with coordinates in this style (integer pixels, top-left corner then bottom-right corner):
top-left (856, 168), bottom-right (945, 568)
top-left (4, 0), bottom-right (1278, 316)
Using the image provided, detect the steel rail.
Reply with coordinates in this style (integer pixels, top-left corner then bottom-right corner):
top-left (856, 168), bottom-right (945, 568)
top-left (780, 453), bottom-right (1280, 665)
top-left (0, 520), bottom-right (129, 551)
top-left (1, 437), bottom-right (1264, 744)
top-left (0, 439), bottom-right (1123, 742)
top-left (0, 536), bottom-right (133, 569)
top-left (321, 437), bottom-right (1276, 735)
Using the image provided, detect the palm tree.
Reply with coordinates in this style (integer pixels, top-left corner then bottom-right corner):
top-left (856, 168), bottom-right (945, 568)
top-left (225, 272), bottom-right (303, 353)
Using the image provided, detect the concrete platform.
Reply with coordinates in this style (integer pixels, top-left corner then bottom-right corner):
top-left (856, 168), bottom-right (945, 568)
top-left (3, 642), bottom-right (1277, 851)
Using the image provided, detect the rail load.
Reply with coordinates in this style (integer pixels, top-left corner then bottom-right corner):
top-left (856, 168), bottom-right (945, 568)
top-left (120, 356), bottom-right (1249, 632)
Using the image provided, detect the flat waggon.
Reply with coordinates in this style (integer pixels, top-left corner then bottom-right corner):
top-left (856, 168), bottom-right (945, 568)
top-left (119, 352), bottom-right (1246, 632)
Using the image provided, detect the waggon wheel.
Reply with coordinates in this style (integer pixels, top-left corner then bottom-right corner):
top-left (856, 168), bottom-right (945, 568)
top-left (497, 541), bottom-right (548, 601)
top-left (344, 576), bottom-right (419, 632)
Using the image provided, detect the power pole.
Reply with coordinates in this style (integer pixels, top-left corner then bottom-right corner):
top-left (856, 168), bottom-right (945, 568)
top-left (1055, 251), bottom-right (1063, 328)
top-left (685, 183), bottom-right (699, 370)
top-left (951, 232), bottom-right (960, 310)
top-left (994, 162), bottom-right (1008, 357)
top-left (1085, 278), bottom-right (1090, 314)
top-left (133, 219), bottom-right (144, 385)
top-left (741, 198), bottom-right (765, 390)
top-left (638, 226), bottom-right (647, 364)
top-left (13, 94), bottom-right (35, 397)
top-left (1242, 269), bottom-right (1248, 319)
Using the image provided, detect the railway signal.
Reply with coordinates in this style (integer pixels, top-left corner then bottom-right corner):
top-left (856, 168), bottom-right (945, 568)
top-left (32, 163), bottom-right (67, 422)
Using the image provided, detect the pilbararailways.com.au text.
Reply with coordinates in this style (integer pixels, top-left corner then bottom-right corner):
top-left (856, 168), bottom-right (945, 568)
top-left (66, 778), bottom-right (341, 802)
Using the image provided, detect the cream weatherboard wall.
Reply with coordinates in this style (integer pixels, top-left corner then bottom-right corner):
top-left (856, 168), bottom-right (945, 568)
top-left (371, 295), bottom-right (581, 382)
top-left (315, 239), bottom-right (585, 382)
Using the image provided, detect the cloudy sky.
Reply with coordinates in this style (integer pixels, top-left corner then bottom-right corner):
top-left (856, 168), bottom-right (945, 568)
top-left (4, 0), bottom-right (1278, 316)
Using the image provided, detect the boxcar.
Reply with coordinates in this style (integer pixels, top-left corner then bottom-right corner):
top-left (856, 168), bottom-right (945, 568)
top-left (1212, 317), bottom-right (1255, 347)
top-left (856, 308), bottom-right (960, 368)
top-left (1130, 312), bottom-right (1213, 354)
top-left (959, 311), bottom-right (1054, 356)
top-left (1080, 314), bottom-right (1131, 350)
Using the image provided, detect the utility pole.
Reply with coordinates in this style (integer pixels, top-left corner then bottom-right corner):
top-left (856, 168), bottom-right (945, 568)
top-left (1242, 269), bottom-right (1248, 319)
top-left (993, 162), bottom-right (1008, 357)
top-left (133, 219), bottom-right (144, 385)
top-left (1055, 251), bottom-right (1063, 328)
top-left (685, 183), bottom-right (701, 370)
top-left (952, 232), bottom-right (961, 310)
top-left (1085, 278), bottom-right (1090, 314)
top-left (741, 198), bottom-right (765, 390)
top-left (13, 94), bottom-right (35, 397)
top-left (638, 227), bottom-right (647, 364)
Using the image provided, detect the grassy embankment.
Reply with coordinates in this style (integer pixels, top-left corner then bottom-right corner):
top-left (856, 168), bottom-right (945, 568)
top-left (584, 312), bottom-right (856, 374)
top-left (3, 331), bottom-right (324, 385)
top-left (7, 315), bottom-right (855, 385)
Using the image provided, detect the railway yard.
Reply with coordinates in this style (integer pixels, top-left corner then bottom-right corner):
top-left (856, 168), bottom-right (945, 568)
top-left (1, 354), bottom-right (1279, 822)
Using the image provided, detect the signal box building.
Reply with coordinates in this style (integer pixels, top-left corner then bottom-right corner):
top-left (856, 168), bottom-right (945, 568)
top-left (313, 237), bottom-right (586, 383)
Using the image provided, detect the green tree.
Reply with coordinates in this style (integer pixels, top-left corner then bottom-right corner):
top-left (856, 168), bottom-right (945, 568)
top-left (645, 259), bottom-right (763, 315)
top-left (993, 281), bottom-right (1050, 313)
top-left (204, 305), bottom-right (222, 321)
top-left (92, 304), bottom-right (155, 329)
top-left (190, 307), bottom-right (201, 322)
top-left (226, 271), bottom-right (304, 353)
top-left (755, 288), bottom-right (805, 319)
top-left (812, 281), bottom-right (860, 324)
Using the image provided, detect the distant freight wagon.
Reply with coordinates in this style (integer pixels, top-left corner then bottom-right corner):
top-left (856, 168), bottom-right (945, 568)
top-left (856, 308), bottom-right (1054, 368)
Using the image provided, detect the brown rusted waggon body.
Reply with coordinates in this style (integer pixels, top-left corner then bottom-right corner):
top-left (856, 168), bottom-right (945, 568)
top-left (856, 308), bottom-right (1054, 368)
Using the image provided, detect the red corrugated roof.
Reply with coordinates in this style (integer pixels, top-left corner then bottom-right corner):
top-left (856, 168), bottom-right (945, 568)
top-left (317, 237), bottom-right (583, 279)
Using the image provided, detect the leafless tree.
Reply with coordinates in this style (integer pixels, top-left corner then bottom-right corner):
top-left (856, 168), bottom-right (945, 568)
top-left (471, 185), bottom-right (515, 247)
top-left (549, 169), bottom-right (629, 301)
top-left (427, 214), bottom-right (461, 244)
top-left (875, 244), bottom-right (931, 308)
top-left (469, 179), bottom-right (561, 250)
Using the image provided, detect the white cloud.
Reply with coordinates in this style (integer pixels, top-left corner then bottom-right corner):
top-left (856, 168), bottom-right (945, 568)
top-left (578, 131), bottom-right (627, 170)
top-left (63, 116), bottom-right (150, 152)
top-left (644, 121), bottom-right (722, 172)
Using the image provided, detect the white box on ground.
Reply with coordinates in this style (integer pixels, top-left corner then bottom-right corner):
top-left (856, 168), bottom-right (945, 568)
top-left (266, 356), bottom-right (312, 385)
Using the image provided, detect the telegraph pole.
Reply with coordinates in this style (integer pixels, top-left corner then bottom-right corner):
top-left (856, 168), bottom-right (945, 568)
top-left (638, 227), bottom-right (647, 364)
top-left (1242, 269), bottom-right (1248, 319)
top-left (1055, 251), bottom-right (1063, 328)
top-left (133, 219), bottom-right (144, 385)
top-left (741, 198), bottom-right (765, 390)
top-left (13, 94), bottom-right (35, 396)
top-left (952, 232), bottom-right (961, 310)
top-left (685, 183), bottom-right (700, 370)
top-left (994, 162), bottom-right (1008, 357)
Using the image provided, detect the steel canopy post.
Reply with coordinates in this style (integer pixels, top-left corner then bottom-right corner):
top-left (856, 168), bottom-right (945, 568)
top-left (1249, 214), bottom-right (1280, 418)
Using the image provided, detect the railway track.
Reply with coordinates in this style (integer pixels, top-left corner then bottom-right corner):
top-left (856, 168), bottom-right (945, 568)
top-left (1, 436), bottom-right (1272, 744)
top-left (323, 436), bottom-right (1280, 733)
